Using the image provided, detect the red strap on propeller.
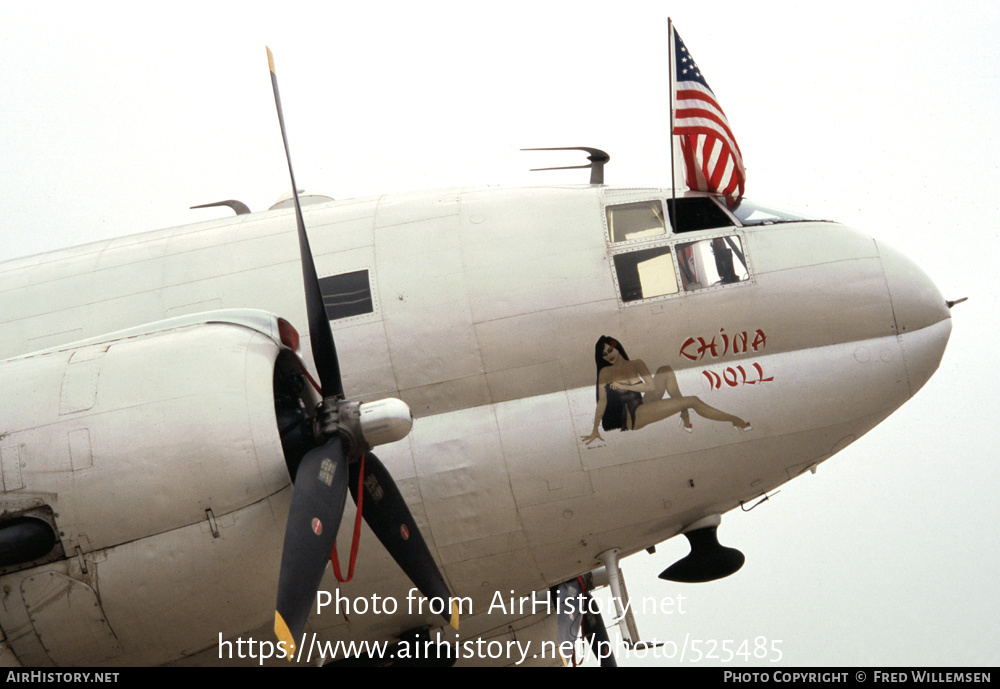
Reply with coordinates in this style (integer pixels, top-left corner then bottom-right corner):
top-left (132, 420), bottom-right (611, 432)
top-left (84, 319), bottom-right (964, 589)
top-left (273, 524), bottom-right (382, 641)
top-left (331, 453), bottom-right (366, 582)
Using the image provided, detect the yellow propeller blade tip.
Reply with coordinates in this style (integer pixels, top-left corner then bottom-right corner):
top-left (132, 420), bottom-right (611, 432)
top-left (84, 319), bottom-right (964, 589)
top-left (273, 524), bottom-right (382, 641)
top-left (449, 600), bottom-right (460, 631)
top-left (266, 46), bottom-right (275, 74)
top-left (274, 611), bottom-right (296, 661)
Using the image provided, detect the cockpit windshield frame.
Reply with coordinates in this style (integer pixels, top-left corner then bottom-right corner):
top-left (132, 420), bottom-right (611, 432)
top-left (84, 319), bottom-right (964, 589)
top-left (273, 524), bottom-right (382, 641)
top-left (727, 198), bottom-right (823, 226)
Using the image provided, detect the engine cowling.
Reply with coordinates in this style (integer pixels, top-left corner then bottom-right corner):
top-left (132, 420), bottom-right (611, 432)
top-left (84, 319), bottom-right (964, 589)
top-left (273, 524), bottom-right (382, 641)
top-left (0, 311), bottom-right (304, 665)
top-left (0, 313), bottom-right (294, 558)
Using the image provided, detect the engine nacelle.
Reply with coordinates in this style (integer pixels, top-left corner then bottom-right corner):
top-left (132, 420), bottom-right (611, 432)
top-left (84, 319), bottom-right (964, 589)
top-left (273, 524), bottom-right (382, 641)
top-left (0, 311), bottom-right (291, 565)
top-left (0, 311), bottom-right (297, 665)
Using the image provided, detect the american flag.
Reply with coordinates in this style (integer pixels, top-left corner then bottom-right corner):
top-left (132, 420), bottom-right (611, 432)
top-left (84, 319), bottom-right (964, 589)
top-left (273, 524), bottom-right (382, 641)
top-left (672, 26), bottom-right (746, 197)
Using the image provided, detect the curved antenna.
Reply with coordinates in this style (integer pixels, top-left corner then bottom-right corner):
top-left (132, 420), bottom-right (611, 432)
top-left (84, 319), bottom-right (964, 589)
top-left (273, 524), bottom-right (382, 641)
top-left (522, 147), bottom-right (610, 184)
top-left (190, 200), bottom-right (252, 216)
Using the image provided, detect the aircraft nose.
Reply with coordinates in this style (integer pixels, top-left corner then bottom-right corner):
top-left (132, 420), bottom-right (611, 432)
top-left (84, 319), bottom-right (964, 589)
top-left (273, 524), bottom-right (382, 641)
top-left (877, 240), bottom-right (952, 396)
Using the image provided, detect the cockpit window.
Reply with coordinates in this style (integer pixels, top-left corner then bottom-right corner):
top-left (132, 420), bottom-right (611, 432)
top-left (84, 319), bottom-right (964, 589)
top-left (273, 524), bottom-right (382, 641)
top-left (667, 197), bottom-right (736, 233)
top-left (729, 199), bottom-right (815, 226)
top-left (613, 246), bottom-right (679, 302)
top-left (605, 201), bottom-right (667, 243)
top-left (676, 235), bottom-right (749, 291)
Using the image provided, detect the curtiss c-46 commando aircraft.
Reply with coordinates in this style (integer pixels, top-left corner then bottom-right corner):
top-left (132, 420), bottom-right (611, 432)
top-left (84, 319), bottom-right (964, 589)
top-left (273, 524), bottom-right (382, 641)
top-left (0, 24), bottom-right (953, 667)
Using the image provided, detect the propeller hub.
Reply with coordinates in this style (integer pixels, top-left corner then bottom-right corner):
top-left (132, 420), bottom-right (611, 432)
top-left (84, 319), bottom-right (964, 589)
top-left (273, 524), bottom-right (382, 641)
top-left (315, 397), bottom-right (413, 458)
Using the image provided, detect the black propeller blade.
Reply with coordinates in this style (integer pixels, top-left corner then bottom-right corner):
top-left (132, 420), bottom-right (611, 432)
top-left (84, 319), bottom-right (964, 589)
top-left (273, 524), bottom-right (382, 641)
top-left (267, 47), bottom-right (343, 399)
top-left (554, 579), bottom-right (585, 660)
top-left (266, 47), bottom-right (457, 658)
top-left (581, 594), bottom-right (616, 668)
top-left (274, 438), bottom-right (349, 654)
top-left (350, 453), bottom-right (458, 628)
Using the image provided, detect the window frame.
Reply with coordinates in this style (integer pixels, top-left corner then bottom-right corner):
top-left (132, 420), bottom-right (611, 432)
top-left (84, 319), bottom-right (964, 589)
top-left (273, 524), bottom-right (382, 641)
top-left (674, 233), bottom-right (751, 293)
top-left (666, 196), bottom-right (741, 234)
top-left (603, 195), bottom-right (746, 248)
top-left (603, 198), bottom-right (670, 245)
top-left (610, 244), bottom-right (681, 304)
top-left (609, 229), bottom-right (753, 307)
top-left (318, 268), bottom-right (379, 323)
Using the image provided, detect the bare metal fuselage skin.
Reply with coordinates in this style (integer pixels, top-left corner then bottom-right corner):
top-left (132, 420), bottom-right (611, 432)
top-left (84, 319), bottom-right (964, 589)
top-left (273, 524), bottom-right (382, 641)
top-left (0, 185), bottom-right (950, 665)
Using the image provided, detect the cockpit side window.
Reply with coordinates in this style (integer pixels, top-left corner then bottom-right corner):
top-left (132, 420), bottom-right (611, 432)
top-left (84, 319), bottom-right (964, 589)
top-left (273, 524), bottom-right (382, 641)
top-left (676, 235), bottom-right (749, 291)
top-left (605, 201), bottom-right (667, 243)
top-left (612, 246), bottom-right (680, 302)
top-left (611, 232), bottom-right (752, 305)
top-left (666, 197), bottom-right (736, 233)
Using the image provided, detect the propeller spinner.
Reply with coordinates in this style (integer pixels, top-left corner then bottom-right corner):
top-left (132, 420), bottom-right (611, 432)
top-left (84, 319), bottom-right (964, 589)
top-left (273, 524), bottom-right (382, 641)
top-left (266, 48), bottom-right (457, 659)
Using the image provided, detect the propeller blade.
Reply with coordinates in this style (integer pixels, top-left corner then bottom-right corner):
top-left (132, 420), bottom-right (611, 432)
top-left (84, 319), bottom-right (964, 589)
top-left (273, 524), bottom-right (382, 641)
top-left (581, 591), bottom-right (617, 668)
top-left (349, 452), bottom-right (458, 629)
top-left (267, 47), bottom-right (344, 399)
top-left (274, 437), bottom-right (350, 657)
top-left (553, 579), bottom-right (586, 652)
top-left (553, 579), bottom-right (616, 667)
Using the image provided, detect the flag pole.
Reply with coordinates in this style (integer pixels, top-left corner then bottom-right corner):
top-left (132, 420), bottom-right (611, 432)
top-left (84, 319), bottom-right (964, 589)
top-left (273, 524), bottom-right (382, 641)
top-left (668, 17), bottom-right (677, 230)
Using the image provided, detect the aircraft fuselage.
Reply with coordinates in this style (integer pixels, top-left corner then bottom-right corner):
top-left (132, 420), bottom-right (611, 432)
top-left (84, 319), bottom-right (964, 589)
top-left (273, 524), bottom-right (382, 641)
top-left (0, 185), bottom-right (951, 665)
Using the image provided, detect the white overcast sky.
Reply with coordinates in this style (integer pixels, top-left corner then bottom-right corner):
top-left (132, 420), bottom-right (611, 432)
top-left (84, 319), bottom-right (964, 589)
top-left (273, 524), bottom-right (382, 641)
top-left (1, 0), bottom-right (997, 668)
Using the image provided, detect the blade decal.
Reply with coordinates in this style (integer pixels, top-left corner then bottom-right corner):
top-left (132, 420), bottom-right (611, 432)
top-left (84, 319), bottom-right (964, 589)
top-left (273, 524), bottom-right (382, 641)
top-left (318, 458), bottom-right (335, 486)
